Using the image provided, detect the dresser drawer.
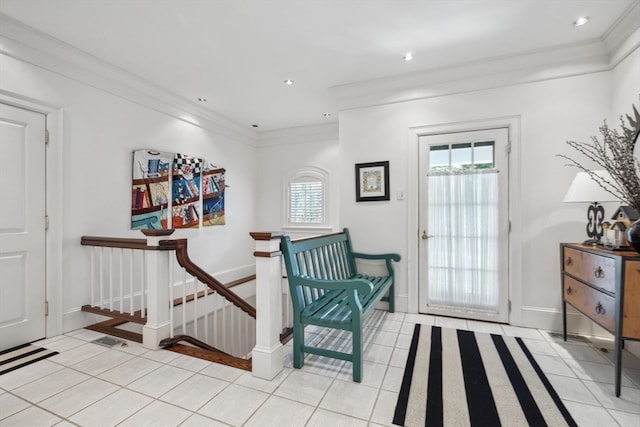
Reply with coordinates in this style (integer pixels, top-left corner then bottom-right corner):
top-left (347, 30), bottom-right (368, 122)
top-left (563, 247), bottom-right (616, 293)
top-left (563, 276), bottom-right (615, 332)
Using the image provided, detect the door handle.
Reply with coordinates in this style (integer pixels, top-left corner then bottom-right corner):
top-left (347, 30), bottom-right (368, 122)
top-left (422, 231), bottom-right (433, 240)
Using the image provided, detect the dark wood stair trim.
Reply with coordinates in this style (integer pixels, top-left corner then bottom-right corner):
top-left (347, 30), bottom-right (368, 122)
top-left (85, 318), bottom-right (143, 344)
top-left (81, 305), bottom-right (147, 324)
top-left (160, 334), bottom-right (252, 371)
top-left (165, 343), bottom-right (251, 371)
top-left (159, 334), bottom-right (230, 355)
top-left (280, 327), bottom-right (293, 344)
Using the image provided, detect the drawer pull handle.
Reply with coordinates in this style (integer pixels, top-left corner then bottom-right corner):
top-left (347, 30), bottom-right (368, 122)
top-left (595, 302), bottom-right (605, 315)
top-left (594, 267), bottom-right (605, 279)
top-left (565, 257), bottom-right (573, 266)
top-left (566, 286), bottom-right (572, 295)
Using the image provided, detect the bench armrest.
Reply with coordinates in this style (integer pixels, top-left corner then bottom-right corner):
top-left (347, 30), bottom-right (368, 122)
top-left (352, 252), bottom-right (401, 277)
top-left (294, 276), bottom-right (374, 296)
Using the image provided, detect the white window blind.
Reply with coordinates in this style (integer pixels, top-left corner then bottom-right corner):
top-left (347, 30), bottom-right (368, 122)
top-left (289, 180), bottom-right (324, 224)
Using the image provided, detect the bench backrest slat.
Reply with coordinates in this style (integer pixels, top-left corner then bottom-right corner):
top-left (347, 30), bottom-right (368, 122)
top-left (281, 229), bottom-right (356, 311)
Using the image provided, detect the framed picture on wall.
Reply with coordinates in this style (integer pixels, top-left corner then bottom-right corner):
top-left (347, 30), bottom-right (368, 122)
top-left (355, 160), bottom-right (390, 202)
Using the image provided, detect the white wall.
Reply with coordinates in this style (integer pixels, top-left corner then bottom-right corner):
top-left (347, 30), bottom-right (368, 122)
top-left (0, 52), bottom-right (259, 333)
top-left (611, 38), bottom-right (640, 128)
top-left (338, 68), bottom-right (616, 331)
top-left (256, 124), bottom-right (340, 238)
top-left (610, 38), bottom-right (640, 354)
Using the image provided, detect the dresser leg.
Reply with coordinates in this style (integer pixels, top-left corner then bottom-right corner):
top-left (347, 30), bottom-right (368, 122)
top-left (562, 301), bottom-right (567, 341)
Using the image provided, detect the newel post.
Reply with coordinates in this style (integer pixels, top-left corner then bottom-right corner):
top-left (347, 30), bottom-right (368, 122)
top-left (250, 231), bottom-right (285, 380)
top-left (141, 229), bottom-right (174, 350)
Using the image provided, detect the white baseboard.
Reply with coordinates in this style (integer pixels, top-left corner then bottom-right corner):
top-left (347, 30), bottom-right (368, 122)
top-left (214, 264), bottom-right (256, 284)
top-left (520, 305), bottom-right (640, 359)
top-left (394, 295), bottom-right (409, 313)
top-left (519, 305), bottom-right (613, 337)
top-left (61, 308), bottom-right (109, 334)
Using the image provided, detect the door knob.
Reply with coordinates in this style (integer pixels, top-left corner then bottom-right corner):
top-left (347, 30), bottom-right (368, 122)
top-left (421, 231), bottom-right (433, 240)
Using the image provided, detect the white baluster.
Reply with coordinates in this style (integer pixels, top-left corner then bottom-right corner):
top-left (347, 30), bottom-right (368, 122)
top-left (222, 298), bottom-right (227, 352)
top-left (182, 268), bottom-right (187, 334)
top-left (204, 282), bottom-right (209, 343)
top-left (119, 249), bottom-right (124, 313)
top-left (193, 277), bottom-right (198, 339)
top-left (99, 247), bottom-right (104, 310)
top-left (169, 254), bottom-right (174, 338)
top-left (129, 249), bottom-right (134, 315)
top-left (140, 251), bottom-right (146, 318)
top-left (212, 292), bottom-right (219, 348)
top-left (90, 247), bottom-right (95, 307)
top-left (109, 247), bottom-right (113, 312)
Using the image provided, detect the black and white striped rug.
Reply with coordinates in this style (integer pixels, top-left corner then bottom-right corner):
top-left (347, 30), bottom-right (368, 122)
top-left (0, 343), bottom-right (58, 376)
top-left (393, 325), bottom-right (577, 427)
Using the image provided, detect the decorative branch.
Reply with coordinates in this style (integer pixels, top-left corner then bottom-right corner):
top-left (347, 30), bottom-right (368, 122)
top-left (558, 97), bottom-right (640, 213)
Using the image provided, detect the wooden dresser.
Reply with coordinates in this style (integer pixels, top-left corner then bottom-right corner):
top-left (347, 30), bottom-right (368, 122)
top-left (560, 243), bottom-right (640, 396)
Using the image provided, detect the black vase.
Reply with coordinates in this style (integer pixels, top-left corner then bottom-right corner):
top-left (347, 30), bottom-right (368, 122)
top-left (626, 219), bottom-right (640, 252)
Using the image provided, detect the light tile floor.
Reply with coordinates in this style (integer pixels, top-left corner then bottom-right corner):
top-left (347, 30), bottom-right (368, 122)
top-left (1, 311), bottom-right (639, 426)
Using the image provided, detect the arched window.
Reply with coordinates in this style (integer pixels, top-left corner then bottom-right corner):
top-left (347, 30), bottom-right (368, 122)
top-left (285, 167), bottom-right (329, 227)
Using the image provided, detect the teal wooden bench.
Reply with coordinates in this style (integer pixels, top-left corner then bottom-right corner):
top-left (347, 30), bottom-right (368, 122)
top-left (280, 228), bottom-right (400, 382)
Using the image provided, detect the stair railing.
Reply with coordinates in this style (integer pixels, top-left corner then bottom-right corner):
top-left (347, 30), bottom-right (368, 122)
top-left (82, 230), bottom-right (296, 379)
top-left (80, 235), bottom-right (153, 321)
top-left (81, 231), bottom-right (256, 360)
top-left (161, 238), bottom-right (256, 359)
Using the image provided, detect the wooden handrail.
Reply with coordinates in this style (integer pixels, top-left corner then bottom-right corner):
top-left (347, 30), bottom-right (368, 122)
top-left (160, 239), bottom-right (257, 318)
top-left (81, 234), bottom-right (257, 319)
top-left (81, 236), bottom-right (152, 250)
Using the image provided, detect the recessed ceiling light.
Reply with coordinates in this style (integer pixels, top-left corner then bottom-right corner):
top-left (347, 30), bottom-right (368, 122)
top-left (323, 113), bottom-right (332, 117)
top-left (284, 79), bottom-right (294, 85)
top-left (574, 16), bottom-right (590, 26)
top-left (197, 97), bottom-right (207, 102)
top-left (403, 52), bottom-right (413, 61)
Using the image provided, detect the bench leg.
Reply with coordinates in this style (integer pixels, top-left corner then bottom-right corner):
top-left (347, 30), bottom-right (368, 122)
top-left (352, 326), bottom-right (363, 382)
top-left (388, 285), bottom-right (395, 313)
top-left (293, 321), bottom-right (305, 369)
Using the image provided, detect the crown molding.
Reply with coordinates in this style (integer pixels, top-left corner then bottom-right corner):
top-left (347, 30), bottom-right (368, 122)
top-left (602, 0), bottom-right (640, 61)
top-left (329, 40), bottom-right (612, 111)
top-left (608, 26), bottom-right (640, 68)
top-left (331, 2), bottom-right (640, 112)
top-left (0, 14), bottom-right (258, 146)
top-left (604, 1), bottom-right (640, 68)
top-left (257, 122), bottom-right (339, 148)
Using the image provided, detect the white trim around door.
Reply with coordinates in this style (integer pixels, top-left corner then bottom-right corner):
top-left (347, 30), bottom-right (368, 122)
top-left (0, 91), bottom-right (64, 339)
top-left (406, 116), bottom-right (522, 326)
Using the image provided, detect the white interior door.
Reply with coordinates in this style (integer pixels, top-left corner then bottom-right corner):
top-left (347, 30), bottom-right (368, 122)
top-left (418, 128), bottom-right (509, 323)
top-left (0, 103), bottom-right (47, 351)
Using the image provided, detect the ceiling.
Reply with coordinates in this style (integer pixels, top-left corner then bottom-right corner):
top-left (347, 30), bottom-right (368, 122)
top-left (0, 0), bottom-right (638, 132)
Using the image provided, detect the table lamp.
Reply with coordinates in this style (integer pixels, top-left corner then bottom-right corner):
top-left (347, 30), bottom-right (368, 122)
top-left (563, 170), bottom-right (621, 245)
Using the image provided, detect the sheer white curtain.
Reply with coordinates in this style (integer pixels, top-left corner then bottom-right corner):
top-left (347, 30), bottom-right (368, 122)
top-left (427, 170), bottom-right (499, 313)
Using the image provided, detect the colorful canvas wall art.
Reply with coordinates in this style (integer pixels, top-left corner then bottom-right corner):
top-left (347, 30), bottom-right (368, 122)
top-left (171, 153), bottom-right (203, 228)
top-left (131, 150), bottom-right (172, 229)
top-left (202, 167), bottom-right (225, 226)
top-left (131, 151), bottom-right (226, 230)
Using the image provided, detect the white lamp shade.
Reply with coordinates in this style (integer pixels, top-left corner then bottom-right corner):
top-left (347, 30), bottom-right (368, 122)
top-left (563, 170), bottom-right (622, 203)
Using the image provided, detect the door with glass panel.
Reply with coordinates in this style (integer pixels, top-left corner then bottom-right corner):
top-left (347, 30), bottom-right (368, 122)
top-left (418, 129), bottom-right (509, 322)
